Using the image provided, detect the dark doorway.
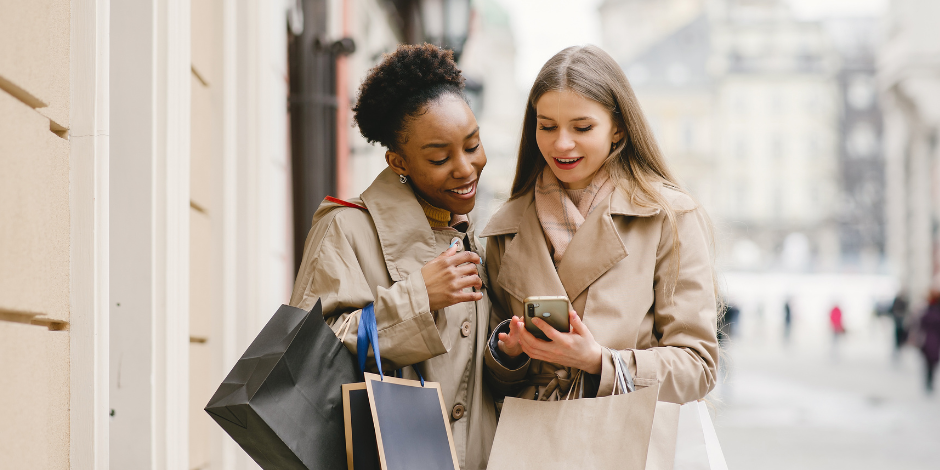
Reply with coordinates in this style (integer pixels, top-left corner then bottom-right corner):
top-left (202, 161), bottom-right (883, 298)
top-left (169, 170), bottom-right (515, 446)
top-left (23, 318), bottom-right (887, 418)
top-left (288, 0), bottom-right (337, 272)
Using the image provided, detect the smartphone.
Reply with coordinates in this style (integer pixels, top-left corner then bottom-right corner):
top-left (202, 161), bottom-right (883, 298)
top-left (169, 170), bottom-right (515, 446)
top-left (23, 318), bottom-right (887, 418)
top-left (522, 296), bottom-right (570, 341)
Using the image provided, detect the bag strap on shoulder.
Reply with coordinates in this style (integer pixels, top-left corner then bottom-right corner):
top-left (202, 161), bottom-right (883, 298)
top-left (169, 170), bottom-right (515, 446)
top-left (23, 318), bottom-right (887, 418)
top-left (325, 195), bottom-right (367, 211)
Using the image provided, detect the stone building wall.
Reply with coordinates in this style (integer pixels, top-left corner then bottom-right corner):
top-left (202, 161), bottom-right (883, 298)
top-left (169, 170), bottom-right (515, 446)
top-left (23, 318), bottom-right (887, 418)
top-left (0, 0), bottom-right (73, 468)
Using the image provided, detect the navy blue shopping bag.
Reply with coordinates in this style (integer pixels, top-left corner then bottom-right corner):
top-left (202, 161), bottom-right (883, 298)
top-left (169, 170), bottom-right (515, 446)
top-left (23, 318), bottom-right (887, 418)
top-left (342, 303), bottom-right (459, 470)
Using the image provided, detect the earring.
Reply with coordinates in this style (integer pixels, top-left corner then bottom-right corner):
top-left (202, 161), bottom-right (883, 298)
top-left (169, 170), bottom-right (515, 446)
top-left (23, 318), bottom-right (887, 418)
top-left (611, 142), bottom-right (617, 152)
top-left (399, 174), bottom-right (408, 184)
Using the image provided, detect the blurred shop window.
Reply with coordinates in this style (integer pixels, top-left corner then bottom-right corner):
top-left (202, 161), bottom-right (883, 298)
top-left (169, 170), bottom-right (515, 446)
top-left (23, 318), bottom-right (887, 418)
top-left (847, 122), bottom-right (878, 159)
top-left (847, 75), bottom-right (876, 110)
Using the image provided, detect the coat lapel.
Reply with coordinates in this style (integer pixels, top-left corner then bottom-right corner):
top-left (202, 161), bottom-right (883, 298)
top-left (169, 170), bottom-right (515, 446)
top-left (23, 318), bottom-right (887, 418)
top-left (483, 194), bottom-right (567, 303)
top-left (360, 167), bottom-right (438, 282)
top-left (558, 187), bottom-right (662, 300)
top-left (483, 186), bottom-right (663, 306)
top-left (557, 186), bottom-right (662, 300)
top-left (554, 195), bottom-right (629, 302)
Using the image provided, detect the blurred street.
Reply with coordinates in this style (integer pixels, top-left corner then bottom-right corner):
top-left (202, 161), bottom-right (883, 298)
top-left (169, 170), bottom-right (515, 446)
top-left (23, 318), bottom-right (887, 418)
top-left (712, 313), bottom-right (940, 469)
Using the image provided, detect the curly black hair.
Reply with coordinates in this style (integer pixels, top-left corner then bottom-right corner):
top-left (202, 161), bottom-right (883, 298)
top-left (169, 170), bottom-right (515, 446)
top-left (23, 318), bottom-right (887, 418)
top-left (353, 43), bottom-right (466, 151)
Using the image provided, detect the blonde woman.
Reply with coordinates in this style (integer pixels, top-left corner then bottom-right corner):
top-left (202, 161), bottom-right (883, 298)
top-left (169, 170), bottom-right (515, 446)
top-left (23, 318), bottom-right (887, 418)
top-left (482, 45), bottom-right (719, 404)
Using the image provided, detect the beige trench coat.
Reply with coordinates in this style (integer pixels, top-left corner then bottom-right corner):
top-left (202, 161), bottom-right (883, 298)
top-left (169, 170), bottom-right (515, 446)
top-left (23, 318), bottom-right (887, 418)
top-left (481, 183), bottom-right (718, 404)
top-left (289, 168), bottom-right (497, 470)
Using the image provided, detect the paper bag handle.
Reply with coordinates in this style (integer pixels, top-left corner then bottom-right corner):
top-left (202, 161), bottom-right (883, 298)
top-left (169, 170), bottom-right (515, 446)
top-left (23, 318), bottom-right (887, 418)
top-left (610, 349), bottom-right (635, 395)
top-left (356, 303), bottom-right (425, 386)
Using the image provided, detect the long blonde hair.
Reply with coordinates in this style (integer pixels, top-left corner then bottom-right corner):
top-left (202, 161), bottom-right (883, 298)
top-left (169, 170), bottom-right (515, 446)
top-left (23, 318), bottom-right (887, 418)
top-left (511, 45), bottom-right (716, 303)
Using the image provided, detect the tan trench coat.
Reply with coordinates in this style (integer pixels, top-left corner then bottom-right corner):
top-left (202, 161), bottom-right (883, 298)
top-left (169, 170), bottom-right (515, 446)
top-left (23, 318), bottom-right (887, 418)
top-left (481, 183), bottom-right (719, 404)
top-left (289, 168), bottom-right (497, 470)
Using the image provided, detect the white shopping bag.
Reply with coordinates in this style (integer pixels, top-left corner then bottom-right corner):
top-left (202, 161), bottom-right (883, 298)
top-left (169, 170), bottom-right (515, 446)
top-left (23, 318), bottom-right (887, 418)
top-left (645, 401), bottom-right (681, 470)
top-left (673, 401), bottom-right (728, 470)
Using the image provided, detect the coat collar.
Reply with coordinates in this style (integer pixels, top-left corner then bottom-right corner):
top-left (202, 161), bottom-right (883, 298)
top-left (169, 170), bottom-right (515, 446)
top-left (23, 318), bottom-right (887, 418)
top-left (481, 184), bottom-right (662, 303)
top-left (481, 183), bottom-right (662, 238)
top-left (360, 167), bottom-right (442, 282)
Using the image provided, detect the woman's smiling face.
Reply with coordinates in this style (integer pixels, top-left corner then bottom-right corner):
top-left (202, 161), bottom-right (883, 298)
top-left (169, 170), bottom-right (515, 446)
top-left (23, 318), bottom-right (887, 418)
top-left (535, 90), bottom-right (623, 189)
top-left (387, 94), bottom-right (486, 215)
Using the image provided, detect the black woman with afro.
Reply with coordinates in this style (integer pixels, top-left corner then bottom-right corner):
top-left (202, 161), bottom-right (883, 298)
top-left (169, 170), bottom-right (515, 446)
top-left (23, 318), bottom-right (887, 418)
top-left (289, 44), bottom-right (496, 469)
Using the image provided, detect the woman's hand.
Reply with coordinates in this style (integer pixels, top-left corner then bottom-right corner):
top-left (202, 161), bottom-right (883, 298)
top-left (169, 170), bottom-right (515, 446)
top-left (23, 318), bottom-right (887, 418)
top-left (497, 315), bottom-right (527, 358)
top-left (421, 242), bottom-right (483, 311)
top-left (520, 310), bottom-right (603, 374)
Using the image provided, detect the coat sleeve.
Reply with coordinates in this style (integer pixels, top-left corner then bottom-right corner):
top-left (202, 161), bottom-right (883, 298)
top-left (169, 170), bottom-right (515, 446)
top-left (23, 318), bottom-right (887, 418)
top-left (596, 207), bottom-right (719, 403)
top-left (482, 234), bottom-right (531, 395)
top-left (289, 209), bottom-right (447, 371)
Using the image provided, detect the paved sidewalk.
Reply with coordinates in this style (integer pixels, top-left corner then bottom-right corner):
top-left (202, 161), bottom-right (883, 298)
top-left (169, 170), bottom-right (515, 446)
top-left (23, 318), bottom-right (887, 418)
top-left (709, 325), bottom-right (940, 469)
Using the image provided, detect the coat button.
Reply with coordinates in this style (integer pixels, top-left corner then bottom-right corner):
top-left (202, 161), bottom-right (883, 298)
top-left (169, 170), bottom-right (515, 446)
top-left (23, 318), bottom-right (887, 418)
top-left (451, 403), bottom-right (466, 420)
top-left (450, 237), bottom-right (464, 252)
top-left (460, 321), bottom-right (472, 337)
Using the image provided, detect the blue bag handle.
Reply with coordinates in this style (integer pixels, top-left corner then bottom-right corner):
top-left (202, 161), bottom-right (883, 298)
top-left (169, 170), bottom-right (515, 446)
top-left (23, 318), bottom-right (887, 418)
top-left (356, 303), bottom-right (425, 386)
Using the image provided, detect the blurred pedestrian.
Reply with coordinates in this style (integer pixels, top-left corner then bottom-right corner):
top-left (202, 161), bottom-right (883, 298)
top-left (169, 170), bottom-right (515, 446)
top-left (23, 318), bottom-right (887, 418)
top-left (830, 304), bottom-right (845, 335)
top-left (919, 290), bottom-right (940, 393)
top-left (890, 291), bottom-right (909, 359)
top-left (783, 298), bottom-right (793, 343)
top-left (830, 304), bottom-right (844, 358)
top-left (719, 301), bottom-right (739, 343)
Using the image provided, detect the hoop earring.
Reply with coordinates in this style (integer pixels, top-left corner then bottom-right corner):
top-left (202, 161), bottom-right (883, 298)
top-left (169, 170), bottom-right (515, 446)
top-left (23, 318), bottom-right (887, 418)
top-left (399, 174), bottom-right (408, 184)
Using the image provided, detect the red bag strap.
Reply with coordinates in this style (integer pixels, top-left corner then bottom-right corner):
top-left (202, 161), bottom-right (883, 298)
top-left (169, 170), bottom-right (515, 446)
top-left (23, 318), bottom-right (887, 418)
top-left (324, 195), bottom-right (367, 211)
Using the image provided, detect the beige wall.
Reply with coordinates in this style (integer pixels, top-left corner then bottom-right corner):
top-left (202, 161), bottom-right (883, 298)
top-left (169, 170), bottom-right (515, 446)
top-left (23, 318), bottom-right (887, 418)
top-left (0, 0), bottom-right (72, 468)
top-left (190, 0), bottom-right (223, 468)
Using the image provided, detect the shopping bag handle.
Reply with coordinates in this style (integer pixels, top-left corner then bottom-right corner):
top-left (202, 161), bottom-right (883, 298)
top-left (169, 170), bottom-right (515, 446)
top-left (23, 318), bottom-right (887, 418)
top-left (610, 349), bottom-right (635, 394)
top-left (356, 303), bottom-right (425, 386)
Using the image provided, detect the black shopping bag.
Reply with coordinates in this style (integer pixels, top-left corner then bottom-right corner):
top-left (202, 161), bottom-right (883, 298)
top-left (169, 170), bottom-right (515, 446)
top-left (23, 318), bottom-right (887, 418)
top-left (205, 300), bottom-right (357, 470)
top-left (342, 304), bottom-right (459, 470)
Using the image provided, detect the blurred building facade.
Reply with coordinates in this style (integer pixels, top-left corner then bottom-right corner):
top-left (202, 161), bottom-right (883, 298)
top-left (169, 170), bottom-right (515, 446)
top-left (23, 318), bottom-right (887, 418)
top-left (828, 18), bottom-right (886, 272)
top-left (880, 0), bottom-right (940, 304)
top-left (603, 0), bottom-right (885, 273)
top-left (458, 0), bottom-right (526, 225)
top-left (0, 0), bottom-right (486, 468)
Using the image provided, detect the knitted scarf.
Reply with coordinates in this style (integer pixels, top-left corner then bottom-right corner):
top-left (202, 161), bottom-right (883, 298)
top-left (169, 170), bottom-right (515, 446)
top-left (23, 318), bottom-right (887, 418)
top-left (535, 165), bottom-right (616, 264)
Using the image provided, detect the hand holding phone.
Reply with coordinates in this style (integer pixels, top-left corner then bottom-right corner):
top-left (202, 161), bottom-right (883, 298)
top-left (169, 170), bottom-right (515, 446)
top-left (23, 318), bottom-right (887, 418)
top-left (522, 306), bottom-right (604, 374)
top-left (523, 296), bottom-right (570, 341)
